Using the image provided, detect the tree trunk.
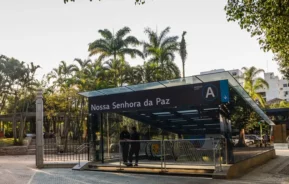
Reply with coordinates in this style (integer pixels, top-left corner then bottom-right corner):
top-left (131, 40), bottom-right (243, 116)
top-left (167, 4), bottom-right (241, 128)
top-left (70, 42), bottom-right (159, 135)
top-left (182, 60), bottom-right (185, 78)
top-left (80, 97), bottom-right (87, 139)
top-left (12, 95), bottom-right (18, 144)
top-left (19, 102), bottom-right (29, 144)
top-left (237, 128), bottom-right (246, 147)
top-left (0, 94), bottom-right (7, 112)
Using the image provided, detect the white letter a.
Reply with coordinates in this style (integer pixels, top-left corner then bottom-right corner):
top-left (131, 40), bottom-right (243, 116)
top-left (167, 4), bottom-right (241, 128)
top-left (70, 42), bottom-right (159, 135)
top-left (206, 87), bottom-right (215, 98)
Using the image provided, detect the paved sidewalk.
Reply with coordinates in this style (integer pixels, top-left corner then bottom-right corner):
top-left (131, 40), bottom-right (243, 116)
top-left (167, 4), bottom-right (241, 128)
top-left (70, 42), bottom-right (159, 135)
top-left (0, 150), bottom-right (289, 184)
top-left (0, 155), bottom-right (36, 184)
top-left (240, 150), bottom-right (289, 184)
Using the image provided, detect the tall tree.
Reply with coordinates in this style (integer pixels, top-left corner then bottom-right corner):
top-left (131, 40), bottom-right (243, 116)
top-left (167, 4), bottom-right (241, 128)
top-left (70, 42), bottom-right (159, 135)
top-left (179, 31), bottom-right (187, 78)
top-left (225, 1), bottom-right (289, 78)
top-left (230, 66), bottom-right (269, 146)
top-left (88, 27), bottom-right (144, 61)
top-left (143, 27), bottom-right (179, 80)
top-left (103, 58), bottom-right (130, 87)
top-left (241, 66), bottom-right (269, 108)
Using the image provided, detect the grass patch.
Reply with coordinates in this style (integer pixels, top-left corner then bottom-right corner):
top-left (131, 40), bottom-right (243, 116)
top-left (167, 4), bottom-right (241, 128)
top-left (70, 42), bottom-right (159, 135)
top-left (0, 138), bottom-right (14, 147)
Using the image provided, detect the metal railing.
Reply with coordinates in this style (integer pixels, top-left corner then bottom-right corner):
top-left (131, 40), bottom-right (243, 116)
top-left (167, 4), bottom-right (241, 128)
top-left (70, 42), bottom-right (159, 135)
top-left (77, 143), bottom-right (90, 166)
top-left (118, 138), bottom-right (222, 172)
top-left (43, 137), bottom-right (89, 162)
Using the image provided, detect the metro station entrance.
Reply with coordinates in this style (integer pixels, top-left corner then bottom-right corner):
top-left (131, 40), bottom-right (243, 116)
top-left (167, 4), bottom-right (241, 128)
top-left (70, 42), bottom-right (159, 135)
top-left (79, 71), bottom-right (274, 174)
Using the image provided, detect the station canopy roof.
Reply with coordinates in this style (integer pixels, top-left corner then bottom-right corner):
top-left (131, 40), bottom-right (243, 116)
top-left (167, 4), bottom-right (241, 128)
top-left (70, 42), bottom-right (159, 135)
top-left (80, 71), bottom-right (275, 132)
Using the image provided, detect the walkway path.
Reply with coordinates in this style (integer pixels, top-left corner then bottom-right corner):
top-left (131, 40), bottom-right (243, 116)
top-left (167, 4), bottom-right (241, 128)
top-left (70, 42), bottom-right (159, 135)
top-left (0, 150), bottom-right (289, 184)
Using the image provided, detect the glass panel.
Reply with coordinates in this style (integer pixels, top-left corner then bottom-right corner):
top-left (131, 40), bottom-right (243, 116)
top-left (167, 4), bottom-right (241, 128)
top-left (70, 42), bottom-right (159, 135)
top-left (97, 86), bottom-right (133, 95)
top-left (196, 71), bottom-right (240, 87)
top-left (78, 91), bottom-right (104, 97)
top-left (159, 76), bottom-right (202, 87)
top-left (233, 86), bottom-right (250, 98)
top-left (129, 82), bottom-right (165, 91)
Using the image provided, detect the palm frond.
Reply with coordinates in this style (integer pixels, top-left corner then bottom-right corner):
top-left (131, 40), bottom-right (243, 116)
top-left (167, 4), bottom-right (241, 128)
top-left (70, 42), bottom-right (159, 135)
top-left (116, 27), bottom-right (131, 39)
top-left (98, 29), bottom-right (113, 39)
top-left (158, 27), bottom-right (170, 44)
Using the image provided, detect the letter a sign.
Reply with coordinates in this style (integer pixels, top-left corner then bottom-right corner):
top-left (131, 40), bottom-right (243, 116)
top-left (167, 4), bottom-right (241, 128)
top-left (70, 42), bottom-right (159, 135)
top-left (206, 87), bottom-right (215, 98)
top-left (202, 84), bottom-right (218, 101)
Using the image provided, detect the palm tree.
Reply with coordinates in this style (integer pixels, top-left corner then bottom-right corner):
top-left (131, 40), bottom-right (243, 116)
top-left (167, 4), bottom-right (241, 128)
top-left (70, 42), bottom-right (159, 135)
top-left (47, 61), bottom-right (78, 90)
top-left (179, 31), bottom-right (187, 78)
top-left (104, 58), bottom-right (130, 87)
top-left (143, 27), bottom-right (179, 80)
top-left (232, 66), bottom-right (269, 147)
top-left (73, 58), bottom-right (92, 72)
top-left (241, 67), bottom-right (269, 107)
top-left (88, 27), bottom-right (144, 60)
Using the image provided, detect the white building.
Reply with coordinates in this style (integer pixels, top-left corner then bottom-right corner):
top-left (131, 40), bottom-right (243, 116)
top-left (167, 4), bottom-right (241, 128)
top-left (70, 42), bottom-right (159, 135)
top-left (200, 69), bottom-right (289, 102)
top-left (200, 69), bottom-right (244, 86)
top-left (256, 72), bottom-right (289, 102)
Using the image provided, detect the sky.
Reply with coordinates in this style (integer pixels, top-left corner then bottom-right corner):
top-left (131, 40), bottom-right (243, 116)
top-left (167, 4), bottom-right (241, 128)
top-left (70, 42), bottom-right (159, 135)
top-left (0, 0), bottom-right (281, 80)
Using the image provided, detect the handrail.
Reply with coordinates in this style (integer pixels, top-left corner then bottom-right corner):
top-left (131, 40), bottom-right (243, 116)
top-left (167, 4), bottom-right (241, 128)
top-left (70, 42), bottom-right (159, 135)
top-left (76, 143), bottom-right (89, 152)
top-left (77, 143), bottom-right (90, 167)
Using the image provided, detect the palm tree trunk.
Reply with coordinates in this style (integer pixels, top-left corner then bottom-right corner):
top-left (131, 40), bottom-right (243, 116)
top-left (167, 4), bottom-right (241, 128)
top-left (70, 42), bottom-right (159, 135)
top-left (182, 60), bottom-right (185, 78)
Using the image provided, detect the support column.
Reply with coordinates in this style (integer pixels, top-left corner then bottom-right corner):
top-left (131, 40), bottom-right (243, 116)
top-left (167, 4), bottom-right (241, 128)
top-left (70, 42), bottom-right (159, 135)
top-left (36, 89), bottom-right (44, 168)
top-left (100, 113), bottom-right (104, 163)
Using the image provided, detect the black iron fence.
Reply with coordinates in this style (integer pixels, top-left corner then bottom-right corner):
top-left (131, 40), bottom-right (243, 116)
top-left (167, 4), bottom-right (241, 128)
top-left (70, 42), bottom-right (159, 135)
top-left (43, 137), bottom-right (89, 162)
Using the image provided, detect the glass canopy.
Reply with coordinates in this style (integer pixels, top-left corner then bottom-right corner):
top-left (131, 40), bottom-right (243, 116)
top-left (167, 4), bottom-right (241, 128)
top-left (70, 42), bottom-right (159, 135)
top-left (79, 71), bottom-right (275, 126)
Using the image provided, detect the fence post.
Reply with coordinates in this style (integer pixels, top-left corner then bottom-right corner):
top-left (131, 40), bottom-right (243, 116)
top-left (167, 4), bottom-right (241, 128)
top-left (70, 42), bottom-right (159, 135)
top-left (160, 140), bottom-right (163, 172)
top-left (119, 141), bottom-right (122, 170)
top-left (219, 146), bottom-right (222, 171)
top-left (36, 89), bottom-right (44, 168)
top-left (213, 138), bottom-right (216, 170)
top-left (164, 140), bottom-right (166, 172)
top-left (225, 138), bottom-right (228, 165)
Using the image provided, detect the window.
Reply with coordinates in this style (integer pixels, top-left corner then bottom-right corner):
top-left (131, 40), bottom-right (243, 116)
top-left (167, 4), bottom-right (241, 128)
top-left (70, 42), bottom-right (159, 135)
top-left (284, 84), bottom-right (288, 87)
top-left (284, 91), bottom-right (289, 96)
top-left (270, 74), bottom-right (274, 79)
top-left (232, 72), bottom-right (237, 76)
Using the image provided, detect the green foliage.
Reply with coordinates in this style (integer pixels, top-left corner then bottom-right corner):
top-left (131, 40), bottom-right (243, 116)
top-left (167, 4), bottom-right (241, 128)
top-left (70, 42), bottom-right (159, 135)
top-left (88, 27), bottom-right (143, 60)
top-left (0, 138), bottom-right (14, 147)
top-left (225, 0), bottom-right (289, 78)
top-left (229, 66), bottom-right (269, 146)
top-left (1, 26), bottom-right (183, 143)
top-left (241, 66), bottom-right (269, 108)
top-left (143, 27), bottom-right (180, 81)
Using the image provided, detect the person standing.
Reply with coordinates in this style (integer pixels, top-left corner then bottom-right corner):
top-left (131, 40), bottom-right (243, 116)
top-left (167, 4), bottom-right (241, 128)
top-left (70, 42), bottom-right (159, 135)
top-left (128, 127), bottom-right (140, 167)
top-left (120, 126), bottom-right (130, 165)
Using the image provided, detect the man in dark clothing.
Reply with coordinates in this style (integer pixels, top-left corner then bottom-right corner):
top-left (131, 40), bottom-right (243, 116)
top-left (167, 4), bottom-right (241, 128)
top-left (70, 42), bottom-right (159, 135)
top-left (128, 127), bottom-right (140, 167)
top-left (120, 126), bottom-right (130, 165)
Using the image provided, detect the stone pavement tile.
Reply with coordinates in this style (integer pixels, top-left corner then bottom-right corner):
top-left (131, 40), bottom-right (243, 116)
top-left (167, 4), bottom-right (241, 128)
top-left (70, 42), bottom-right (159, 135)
top-left (29, 168), bottom-right (270, 184)
top-left (239, 150), bottom-right (289, 184)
